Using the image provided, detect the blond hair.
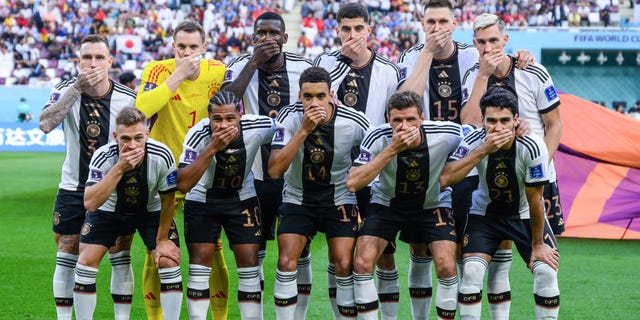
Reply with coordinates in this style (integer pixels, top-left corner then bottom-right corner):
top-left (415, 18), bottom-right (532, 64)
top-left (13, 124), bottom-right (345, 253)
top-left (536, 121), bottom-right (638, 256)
top-left (473, 14), bottom-right (505, 34)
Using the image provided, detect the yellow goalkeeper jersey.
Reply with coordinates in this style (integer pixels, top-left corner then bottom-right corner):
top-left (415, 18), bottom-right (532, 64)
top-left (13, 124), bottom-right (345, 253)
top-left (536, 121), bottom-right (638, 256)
top-left (136, 58), bottom-right (226, 164)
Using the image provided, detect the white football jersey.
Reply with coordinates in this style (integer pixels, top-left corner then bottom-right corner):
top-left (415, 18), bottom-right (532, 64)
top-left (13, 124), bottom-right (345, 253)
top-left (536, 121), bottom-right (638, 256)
top-left (44, 79), bottom-right (136, 191)
top-left (223, 52), bottom-right (313, 180)
top-left (355, 121), bottom-right (462, 210)
top-left (449, 128), bottom-right (549, 220)
top-left (314, 49), bottom-right (401, 126)
top-left (461, 56), bottom-right (560, 181)
top-left (179, 115), bottom-right (277, 203)
top-left (86, 138), bottom-right (177, 214)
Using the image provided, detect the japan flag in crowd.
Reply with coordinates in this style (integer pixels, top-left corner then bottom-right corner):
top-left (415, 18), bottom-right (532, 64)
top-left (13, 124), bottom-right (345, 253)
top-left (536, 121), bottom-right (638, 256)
top-left (116, 35), bottom-right (143, 54)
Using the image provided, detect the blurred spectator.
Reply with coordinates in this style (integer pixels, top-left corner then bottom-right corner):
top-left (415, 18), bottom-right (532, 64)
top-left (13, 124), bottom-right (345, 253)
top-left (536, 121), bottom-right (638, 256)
top-left (0, 43), bottom-right (14, 77)
top-left (600, 5), bottom-right (611, 27)
top-left (0, 0), bottom-right (629, 81)
top-left (568, 8), bottom-right (581, 26)
top-left (61, 58), bottom-right (79, 81)
top-left (109, 56), bottom-right (123, 81)
top-left (28, 60), bottom-right (48, 80)
top-left (118, 71), bottom-right (136, 91)
top-left (17, 97), bottom-right (32, 122)
top-left (577, 1), bottom-right (591, 27)
top-left (552, 0), bottom-right (569, 26)
top-left (297, 31), bottom-right (312, 55)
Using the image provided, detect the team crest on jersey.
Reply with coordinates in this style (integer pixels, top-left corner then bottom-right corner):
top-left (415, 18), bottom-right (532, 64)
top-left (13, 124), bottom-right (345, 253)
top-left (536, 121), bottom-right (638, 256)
top-left (343, 91), bottom-right (358, 107)
top-left (494, 174), bottom-right (509, 188)
top-left (529, 163), bottom-right (544, 179)
top-left (544, 85), bottom-right (558, 102)
top-left (166, 170), bottom-right (177, 187)
top-left (86, 123), bottom-right (101, 138)
top-left (438, 82), bottom-right (452, 98)
top-left (273, 128), bottom-right (285, 142)
top-left (224, 70), bottom-right (233, 81)
top-left (81, 222), bottom-right (92, 236)
top-left (184, 150), bottom-right (198, 163)
top-left (453, 146), bottom-right (469, 159)
top-left (143, 82), bottom-right (157, 91)
top-left (90, 169), bottom-right (103, 181)
top-left (309, 148), bottom-right (326, 163)
top-left (267, 91), bottom-right (281, 107)
top-left (49, 92), bottom-right (61, 104)
top-left (406, 169), bottom-right (421, 181)
top-left (357, 150), bottom-right (371, 163)
top-left (224, 164), bottom-right (239, 176)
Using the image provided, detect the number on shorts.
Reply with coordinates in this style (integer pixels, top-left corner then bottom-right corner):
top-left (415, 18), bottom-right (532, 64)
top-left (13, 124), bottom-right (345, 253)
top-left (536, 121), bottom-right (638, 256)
top-left (433, 208), bottom-right (446, 227)
top-left (241, 206), bottom-right (261, 227)
top-left (337, 205), bottom-right (351, 222)
top-left (544, 195), bottom-right (562, 223)
top-left (544, 232), bottom-right (557, 250)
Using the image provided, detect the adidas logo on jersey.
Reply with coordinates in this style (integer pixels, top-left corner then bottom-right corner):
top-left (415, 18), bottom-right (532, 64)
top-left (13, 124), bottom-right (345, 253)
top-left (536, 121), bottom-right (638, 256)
top-left (438, 70), bottom-right (449, 78)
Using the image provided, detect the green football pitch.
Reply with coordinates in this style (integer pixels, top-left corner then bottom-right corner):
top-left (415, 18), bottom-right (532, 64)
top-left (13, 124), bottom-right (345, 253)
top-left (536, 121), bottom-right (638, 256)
top-left (1, 152), bottom-right (638, 319)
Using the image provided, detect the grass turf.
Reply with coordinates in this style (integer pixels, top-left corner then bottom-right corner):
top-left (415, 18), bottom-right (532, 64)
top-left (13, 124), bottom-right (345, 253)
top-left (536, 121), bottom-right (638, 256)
top-left (0, 152), bottom-right (638, 319)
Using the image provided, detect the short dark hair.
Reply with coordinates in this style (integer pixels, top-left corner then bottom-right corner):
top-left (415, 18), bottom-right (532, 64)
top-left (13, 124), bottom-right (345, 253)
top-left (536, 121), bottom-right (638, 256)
top-left (255, 11), bottom-right (286, 33)
top-left (479, 86), bottom-right (519, 116)
top-left (299, 66), bottom-right (331, 89)
top-left (387, 91), bottom-right (423, 115)
top-left (118, 72), bottom-right (135, 85)
top-left (337, 3), bottom-right (369, 23)
top-left (174, 20), bottom-right (205, 43)
top-left (424, 0), bottom-right (455, 12)
top-left (209, 91), bottom-right (241, 112)
top-left (80, 34), bottom-right (109, 50)
top-left (116, 107), bottom-right (147, 127)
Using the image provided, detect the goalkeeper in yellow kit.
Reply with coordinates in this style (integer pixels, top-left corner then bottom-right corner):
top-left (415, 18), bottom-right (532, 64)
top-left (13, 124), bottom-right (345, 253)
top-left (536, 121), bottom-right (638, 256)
top-left (136, 20), bottom-right (229, 319)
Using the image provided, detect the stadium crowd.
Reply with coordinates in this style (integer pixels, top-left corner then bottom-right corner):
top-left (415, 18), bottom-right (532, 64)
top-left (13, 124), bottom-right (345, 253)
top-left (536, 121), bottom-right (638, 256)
top-left (0, 0), bottom-right (630, 82)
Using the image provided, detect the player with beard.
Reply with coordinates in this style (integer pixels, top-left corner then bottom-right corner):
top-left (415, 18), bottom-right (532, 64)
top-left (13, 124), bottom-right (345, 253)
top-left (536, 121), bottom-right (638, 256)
top-left (40, 34), bottom-right (137, 320)
top-left (223, 11), bottom-right (314, 318)
top-left (312, 4), bottom-right (402, 317)
top-left (397, 2), bottom-right (535, 317)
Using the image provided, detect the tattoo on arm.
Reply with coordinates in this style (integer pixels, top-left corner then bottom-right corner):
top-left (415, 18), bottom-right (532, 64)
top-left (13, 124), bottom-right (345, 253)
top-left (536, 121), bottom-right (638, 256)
top-left (40, 86), bottom-right (82, 133)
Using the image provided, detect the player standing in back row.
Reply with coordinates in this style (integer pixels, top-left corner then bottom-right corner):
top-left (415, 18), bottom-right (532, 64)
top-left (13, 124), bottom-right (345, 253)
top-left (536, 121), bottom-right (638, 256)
top-left (312, 4), bottom-right (402, 317)
top-left (136, 19), bottom-right (228, 320)
top-left (223, 11), bottom-right (314, 318)
top-left (40, 34), bottom-right (137, 320)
